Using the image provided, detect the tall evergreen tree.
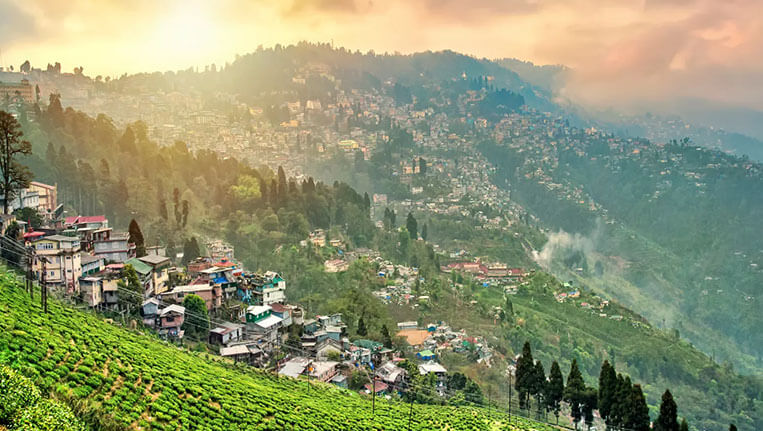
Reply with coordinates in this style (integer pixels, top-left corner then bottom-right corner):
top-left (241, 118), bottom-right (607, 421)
top-left (381, 324), bottom-right (392, 348)
top-left (406, 212), bottom-right (417, 239)
top-left (128, 219), bottom-right (146, 257)
top-left (598, 360), bottom-right (617, 426)
top-left (728, 424), bottom-right (737, 431)
top-left (277, 166), bottom-right (287, 201)
top-left (515, 341), bottom-right (535, 409)
top-left (421, 222), bottom-right (428, 241)
top-left (564, 359), bottom-right (586, 430)
top-left (679, 419), bottom-right (689, 431)
top-left (654, 389), bottom-right (679, 431)
top-left (356, 316), bottom-right (367, 336)
top-left (181, 294), bottom-right (209, 341)
top-left (181, 237), bottom-right (201, 265)
top-left (532, 360), bottom-right (546, 416)
top-left (630, 384), bottom-right (651, 431)
top-left (546, 361), bottom-right (564, 423)
top-left (0, 111), bottom-right (33, 215)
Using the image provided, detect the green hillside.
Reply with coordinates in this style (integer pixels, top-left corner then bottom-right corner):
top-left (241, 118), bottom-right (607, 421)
top-left (0, 269), bottom-right (552, 431)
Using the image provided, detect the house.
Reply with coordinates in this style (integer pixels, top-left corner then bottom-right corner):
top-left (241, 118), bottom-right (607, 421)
top-left (245, 305), bottom-right (283, 344)
top-left (198, 266), bottom-right (238, 297)
top-left (206, 240), bottom-right (234, 261)
top-left (138, 254), bottom-right (171, 295)
top-left (27, 182), bottom-right (57, 215)
top-left (64, 215), bottom-right (108, 230)
top-left (209, 322), bottom-right (246, 346)
top-left (93, 230), bottom-right (133, 263)
top-left (80, 277), bottom-right (104, 308)
top-left (141, 298), bottom-right (161, 327)
top-left (315, 338), bottom-right (344, 360)
top-left (365, 379), bottom-right (389, 395)
top-left (187, 257), bottom-right (214, 276)
top-left (416, 349), bottom-right (436, 361)
top-left (124, 257), bottom-right (153, 296)
top-left (418, 362), bottom-right (447, 377)
top-left (377, 361), bottom-right (406, 386)
top-left (247, 271), bottom-right (286, 306)
top-left (279, 357), bottom-right (310, 378)
top-left (0, 214), bottom-right (16, 236)
top-left (330, 374), bottom-right (348, 388)
top-left (269, 303), bottom-right (293, 327)
top-left (31, 235), bottom-right (82, 293)
top-left (324, 259), bottom-right (349, 273)
top-left (160, 284), bottom-right (222, 311)
top-left (157, 304), bottom-right (185, 339)
top-left (397, 321), bottom-right (418, 330)
top-left (145, 245), bottom-right (166, 257)
top-left (397, 329), bottom-right (430, 347)
top-left (219, 344), bottom-right (262, 365)
top-left (309, 361), bottom-right (339, 382)
top-left (80, 253), bottom-right (104, 276)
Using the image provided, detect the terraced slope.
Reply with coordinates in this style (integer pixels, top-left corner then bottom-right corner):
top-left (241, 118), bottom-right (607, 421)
top-left (0, 270), bottom-right (552, 431)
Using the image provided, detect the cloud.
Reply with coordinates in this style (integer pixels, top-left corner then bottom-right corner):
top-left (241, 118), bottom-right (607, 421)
top-left (0, 0), bottom-right (38, 42)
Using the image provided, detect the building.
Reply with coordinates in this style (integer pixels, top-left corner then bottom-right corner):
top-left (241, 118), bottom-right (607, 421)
top-left (206, 240), bottom-right (234, 261)
top-left (160, 284), bottom-right (222, 312)
top-left (0, 79), bottom-right (34, 103)
top-left (245, 305), bottom-right (283, 344)
top-left (31, 235), bottom-right (81, 293)
top-left (80, 275), bottom-right (119, 308)
top-left (64, 215), bottom-right (108, 230)
top-left (138, 254), bottom-right (171, 295)
top-left (80, 253), bottom-right (104, 276)
top-left (157, 304), bottom-right (185, 339)
top-left (209, 322), bottom-right (246, 346)
top-left (27, 182), bottom-right (57, 215)
top-left (248, 271), bottom-right (286, 306)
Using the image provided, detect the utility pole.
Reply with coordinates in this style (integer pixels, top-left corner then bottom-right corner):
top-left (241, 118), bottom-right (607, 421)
top-left (407, 387), bottom-right (415, 431)
top-left (26, 246), bottom-right (33, 299)
top-left (371, 364), bottom-right (376, 417)
top-left (40, 257), bottom-right (47, 313)
top-left (508, 371), bottom-right (512, 425)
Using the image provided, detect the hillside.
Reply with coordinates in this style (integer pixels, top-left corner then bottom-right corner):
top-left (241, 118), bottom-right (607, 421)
top-left (0, 269), bottom-right (552, 431)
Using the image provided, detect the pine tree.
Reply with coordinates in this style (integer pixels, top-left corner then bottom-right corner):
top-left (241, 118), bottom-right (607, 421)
top-left (357, 316), bottom-right (367, 336)
top-left (679, 419), bottom-right (689, 431)
top-left (421, 222), bottom-right (428, 241)
top-left (117, 264), bottom-right (142, 314)
top-left (655, 389), bottom-right (679, 431)
top-left (277, 166), bottom-right (287, 201)
top-left (0, 111), bottom-right (33, 215)
top-left (728, 424), bottom-right (737, 431)
top-left (181, 200), bottom-right (189, 227)
top-left (546, 361), bottom-right (564, 423)
top-left (630, 384), bottom-right (651, 431)
top-left (406, 212), bottom-right (417, 239)
top-left (598, 360), bottom-right (617, 426)
top-left (128, 219), bottom-right (146, 257)
top-left (515, 341), bottom-right (534, 409)
top-left (181, 237), bottom-right (201, 265)
top-left (564, 359), bottom-right (586, 429)
top-left (381, 324), bottom-right (392, 348)
top-left (532, 360), bottom-right (546, 416)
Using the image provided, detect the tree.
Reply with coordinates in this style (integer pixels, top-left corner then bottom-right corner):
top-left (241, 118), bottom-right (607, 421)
top-left (728, 424), bottom-right (737, 431)
top-left (356, 316), bottom-right (367, 336)
top-left (181, 294), bottom-right (209, 341)
top-left (0, 111), bottom-right (33, 214)
top-left (546, 361), bottom-right (564, 423)
top-left (654, 389), bottom-right (679, 431)
top-left (419, 157), bottom-right (427, 175)
top-left (13, 207), bottom-right (42, 229)
top-left (173, 187), bottom-right (182, 226)
top-left (532, 360), bottom-right (546, 416)
top-left (515, 341), bottom-right (534, 409)
top-left (380, 324), bottom-right (392, 348)
top-left (117, 264), bottom-right (142, 315)
top-left (421, 222), bottom-right (428, 241)
top-left (181, 200), bottom-right (189, 227)
top-left (598, 360), bottom-right (617, 426)
top-left (630, 384), bottom-right (651, 431)
top-left (406, 212), bottom-right (417, 239)
top-left (564, 359), bottom-right (586, 430)
top-left (277, 166), bottom-right (287, 202)
top-left (582, 387), bottom-right (597, 430)
top-left (182, 237), bottom-right (201, 265)
top-left (128, 219), bottom-right (146, 257)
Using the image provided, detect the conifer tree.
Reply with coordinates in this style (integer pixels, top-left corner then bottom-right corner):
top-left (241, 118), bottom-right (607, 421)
top-left (679, 419), bottom-right (689, 431)
top-left (546, 361), bottom-right (564, 424)
top-left (128, 219), bottom-right (146, 257)
top-left (515, 341), bottom-right (535, 409)
top-left (630, 384), bottom-right (651, 431)
top-left (357, 316), bottom-right (367, 336)
top-left (564, 359), bottom-right (586, 429)
top-left (532, 360), bottom-right (546, 416)
top-left (421, 222), bottom-right (428, 241)
top-left (406, 212), bottom-right (417, 239)
top-left (655, 389), bottom-right (679, 431)
top-left (598, 360), bottom-right (617, 426)
top-left (728, 424), bottom-right (737, 431)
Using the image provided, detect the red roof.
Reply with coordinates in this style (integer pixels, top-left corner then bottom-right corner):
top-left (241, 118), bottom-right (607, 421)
top-left (23, 231), bottom-right (45, 239)
top-left (270, 303), bottom-right (287, 313)
top-left (106, 263), bottom-right (124, 270)
top-left (365, 380), bottom-right (389, 393)
top-left (65, 215), bottom-right (107, 225)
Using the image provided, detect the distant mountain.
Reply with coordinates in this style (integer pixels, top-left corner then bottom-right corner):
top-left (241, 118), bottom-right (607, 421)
top-left (494, 58), bottom-right (569, 93)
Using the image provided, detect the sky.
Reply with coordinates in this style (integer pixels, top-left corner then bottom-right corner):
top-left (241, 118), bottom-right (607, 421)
top-left (1, 0), bottom-right (762, 115)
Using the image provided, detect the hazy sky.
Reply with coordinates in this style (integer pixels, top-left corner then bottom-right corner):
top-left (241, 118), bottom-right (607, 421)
top-left (1, 0), bottom-right (762, 112)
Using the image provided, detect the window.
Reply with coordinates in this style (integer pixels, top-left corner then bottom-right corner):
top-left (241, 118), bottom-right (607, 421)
top-left (165, 316), bottom-right (174, 322)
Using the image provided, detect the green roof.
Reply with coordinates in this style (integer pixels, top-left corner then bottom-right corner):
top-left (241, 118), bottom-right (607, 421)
top-left (417, 350), bottom-right (435, 357)
top-left (353, 339), bottom-right (382, 350)
top-left (125, 258), bottom-right (152, 275)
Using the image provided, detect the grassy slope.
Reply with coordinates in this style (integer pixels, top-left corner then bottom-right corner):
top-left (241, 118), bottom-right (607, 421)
top-left (0, 269), bottom-right (553, 431)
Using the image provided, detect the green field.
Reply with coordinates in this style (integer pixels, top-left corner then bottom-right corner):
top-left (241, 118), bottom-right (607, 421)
top-left (0, 269), bottom-right (554, 431)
